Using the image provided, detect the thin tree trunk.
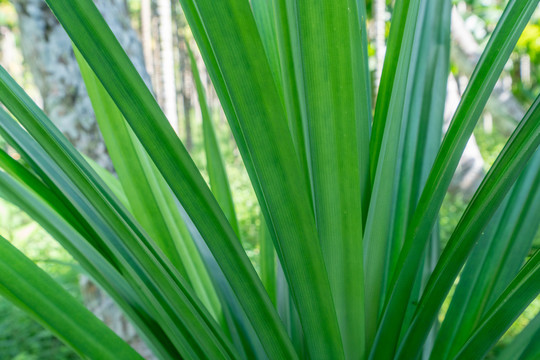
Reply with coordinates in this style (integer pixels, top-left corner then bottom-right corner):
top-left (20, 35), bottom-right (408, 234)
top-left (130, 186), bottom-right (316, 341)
top-left (179, 40), bottom-right (193, 151)
top-left (157, 0), bottom-right (179, 132)
top-left (141, 0), bottom-right (154, 81)
top-left (173, 3), bottom-right (193, 151)
top-left (171, 2), bottom-right (191, 150)
top-left (11, 0), bottom-right (151, 170)
top-left (152, 9), bottom-right (164, 106)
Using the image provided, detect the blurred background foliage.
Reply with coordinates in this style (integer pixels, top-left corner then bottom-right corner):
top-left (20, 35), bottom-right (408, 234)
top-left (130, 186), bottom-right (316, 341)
top-left (0, 0), bottom-right (538, 358)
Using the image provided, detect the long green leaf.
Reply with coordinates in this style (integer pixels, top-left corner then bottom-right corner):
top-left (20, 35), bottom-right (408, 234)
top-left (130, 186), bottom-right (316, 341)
top-left (186, 42), bottom-right (240, 237)
top-left (83, 155), bottom-right (130, 206)
top-left (176, 209), bottom-right (267, 360)
top-left (429, 203), bottom-right (508, 360)
top-left (519, 315), bottom-right (540, 360)
top-left (176, 12), bottom-right (290, 350)
top-left (0, 148), bottom-right (86, 233)
top-left (75, 48), bottom-right (223, 321)
top-left (293, 0), bottom-right (371, 356)
top-left (410, 0), bottom-right (451, 205)
top-left (370, 0), bottom-right (415, 175)
top-left (486, 172), bottom-right (540, 307)
top-left (386, 0), bottom-right (446, 282)
top-left (0, 235), bottom-right (144, 360)
top-left (185, 42), bottom-right (269, 358)
top-left (363, 0), bottom-right (425, 347)
top-left (370, 1), bottom-right (540, 357)
top-left (41, 1), bottom-right (296, 357)
top-left (275, 260), bottom-right (306, 358)
top-left (0, 71), bottom-right (237, 359)
top-left (175, 0), bottom-right (343, 356)
top-left (271, 0), bottom-right (312, 197)
top-left (259, 215), bottom-right (276, 306)
top-left (454, 250), bottom-right (540, 360)
top-left (396, 92), bottom-right (540, 359)
top-left (252, 0), bottom-right (282, 94)
top-left (0, 169), bottom-right (180, 359)
top-left (521, 335), bottom-right (540, 360)
top-left (80, 51), bottom-right (188, 277)
top-left (433, 149), bottom-right (540, 360)
top-left (496, 312), bottom-right (540, 360)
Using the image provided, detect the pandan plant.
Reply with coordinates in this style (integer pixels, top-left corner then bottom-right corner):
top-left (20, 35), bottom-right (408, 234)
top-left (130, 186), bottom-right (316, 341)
top-left (0, 0), bottom-right (539, 359)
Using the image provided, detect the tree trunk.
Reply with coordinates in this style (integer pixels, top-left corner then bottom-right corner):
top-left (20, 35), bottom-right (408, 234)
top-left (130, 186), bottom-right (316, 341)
top-left (173, 3), bottom-right (193, 151)
top-left (11, 0), bottom-right (151, 170)
top-left (157, 0), bottom-right (179, 132)
top-left (178, 39), bottom-right (193, 151)
top-left (140, 0), bottom-right (154, 82)
top-left (11, 0), bottom-right (154, 358)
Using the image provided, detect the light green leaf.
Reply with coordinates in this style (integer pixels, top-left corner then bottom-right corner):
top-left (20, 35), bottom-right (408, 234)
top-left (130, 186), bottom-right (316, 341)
top-left (186, 41), bottom-right (240, 237)
top-left (433, 149), bottom-right (540, 360)
top-left (293, 0), bottom-right (372, 355)
top-left (397, 92), bottom-right (540, 359)
top-left (75, 47), bottom-right (222, 321)
top-left (0, 235), bottom-right (144, 360)
top-left (0, 169), bottom-right (180, 359)
top-left (371, 1), bottom-right (540, 357)
top-left (364, 0), bottom-right (426, 347)
top-left (495, 311), bottom-right (540, 360)
top-left (42, 1), bottom-right (295, 357)
top-left (454, 250), bottom-right (540, 360)
top-left (0, 69), bottom-right (237, 359)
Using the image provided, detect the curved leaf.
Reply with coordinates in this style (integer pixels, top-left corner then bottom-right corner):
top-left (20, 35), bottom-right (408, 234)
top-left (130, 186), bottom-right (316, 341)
top-left (397, 92), bottom-right (540, 359)
top-left (0, 235), bottom-right (144, 360)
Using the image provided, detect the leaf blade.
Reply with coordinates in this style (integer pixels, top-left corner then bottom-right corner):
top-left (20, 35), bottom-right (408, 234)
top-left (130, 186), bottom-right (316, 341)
top-left (0, 235), bottom-right (144, 360)
top-left (371, 1), bottom-right (540, 357)
top-left (43, 1), bottom-right (297, 357)
top-left (397, 92), bottom-right (540, 359)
